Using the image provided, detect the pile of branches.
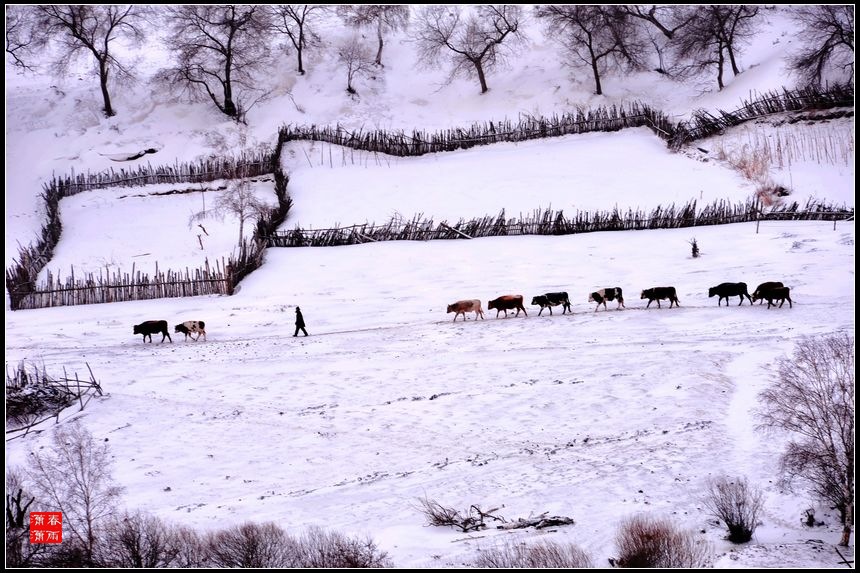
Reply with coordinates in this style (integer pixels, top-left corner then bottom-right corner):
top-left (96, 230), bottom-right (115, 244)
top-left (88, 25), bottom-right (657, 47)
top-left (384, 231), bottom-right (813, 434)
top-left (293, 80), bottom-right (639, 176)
top-left (417, 497), bottom-right (575, 533)
top-left (5, 362), bottom-right (102, 434)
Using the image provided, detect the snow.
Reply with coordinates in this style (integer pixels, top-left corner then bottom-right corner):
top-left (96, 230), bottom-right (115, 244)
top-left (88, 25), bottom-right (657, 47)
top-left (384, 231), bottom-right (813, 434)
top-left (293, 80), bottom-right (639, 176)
top-left (4, 5), bottom-right (855, 568)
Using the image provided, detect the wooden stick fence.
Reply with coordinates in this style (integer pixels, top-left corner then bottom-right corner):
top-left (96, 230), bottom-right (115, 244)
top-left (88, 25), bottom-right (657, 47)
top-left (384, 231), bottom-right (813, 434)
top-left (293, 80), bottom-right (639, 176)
top-left (269, 200), bottom-right (854, 248)
top-left (13, 259), bottom-right (230, 310)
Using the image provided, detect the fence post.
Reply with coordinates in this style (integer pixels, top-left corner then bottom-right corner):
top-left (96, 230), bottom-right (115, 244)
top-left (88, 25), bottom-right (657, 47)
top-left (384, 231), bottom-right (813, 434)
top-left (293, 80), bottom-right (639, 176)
top-left (756, 210), bottom-right (760, 234)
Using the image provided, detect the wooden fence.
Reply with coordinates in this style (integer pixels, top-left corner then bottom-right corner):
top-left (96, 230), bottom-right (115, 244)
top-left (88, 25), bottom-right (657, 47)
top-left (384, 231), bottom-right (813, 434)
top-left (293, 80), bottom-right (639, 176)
top-left (679, 83), bottom-right (854, 144)
top-left (269, 200), bottom-right (854, 248)
top-left (11, 259), bottom-right (230, 310)
top-left (50, 152), bottom-right (273, 197)
top-left (278, 102), bottom-right (681, 155)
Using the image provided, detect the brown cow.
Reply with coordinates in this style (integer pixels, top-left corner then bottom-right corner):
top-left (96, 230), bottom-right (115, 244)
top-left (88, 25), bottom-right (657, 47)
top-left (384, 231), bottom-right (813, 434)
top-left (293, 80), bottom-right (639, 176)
top-left (447, 299), bottom-right (485, 322)
top-left (488, 295), bottom-right (528, 318)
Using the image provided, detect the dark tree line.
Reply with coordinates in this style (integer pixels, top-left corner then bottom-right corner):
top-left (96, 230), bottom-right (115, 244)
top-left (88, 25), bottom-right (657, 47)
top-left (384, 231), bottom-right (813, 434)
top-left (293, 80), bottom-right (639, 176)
top-left (4, 5), bottom-right (852, 118)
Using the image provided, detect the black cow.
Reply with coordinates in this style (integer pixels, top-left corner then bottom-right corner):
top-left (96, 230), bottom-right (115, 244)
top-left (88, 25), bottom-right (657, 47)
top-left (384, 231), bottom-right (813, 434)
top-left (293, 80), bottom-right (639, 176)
top-left (589, 288), bottom-right (625, 311)
top-left (752, 286), bottom-right (793, 308)
top-left (133, 320), bottom-right (172, 343)
top-left (709, 282), bottom-right (753, 306)
top-left (640, 287), bottom-right (680, 309)
top-left (175, 320), bottom-right (207, 341)
top-left (531, 292), bottom-right (571, 316)
top-left (752, 281), bottom-right (784, 304)
top-left (488, 295), bottom-right (527, 318)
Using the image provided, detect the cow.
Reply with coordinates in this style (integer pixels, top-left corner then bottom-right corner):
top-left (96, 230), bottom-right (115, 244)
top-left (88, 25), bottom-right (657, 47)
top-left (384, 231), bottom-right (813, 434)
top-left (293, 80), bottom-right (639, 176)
top-left (133, 320), bottom-right (172, 343)
top-left (752, 286), bottom-right (793, 308)
top-left (589, 288), bottom-right (625, 311)
top-left (709, 282), bottom-right (753, 306)
top-left (640, 287), bottom-right (680, 309)
top-left (752, 281), bottom-right (784, 305)
top-left (447, 299), bottom-right (485, 322)
top-left (531, 292), bottom-right (572, 316)
top-left (488, 295), bottom-right (528, 318)
top-left (175, 320), bottom-right (206, 341)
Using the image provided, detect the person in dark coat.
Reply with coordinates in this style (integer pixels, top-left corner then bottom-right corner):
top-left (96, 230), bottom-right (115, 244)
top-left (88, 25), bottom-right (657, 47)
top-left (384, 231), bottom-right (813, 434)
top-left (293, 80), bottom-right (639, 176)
top-left (294, 306), bottom-right (308, 337)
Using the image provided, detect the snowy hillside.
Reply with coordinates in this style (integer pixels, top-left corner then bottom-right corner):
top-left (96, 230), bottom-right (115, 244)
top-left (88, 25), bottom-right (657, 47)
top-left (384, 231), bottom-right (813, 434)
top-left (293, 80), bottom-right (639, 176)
top-left (4, 4), bottom-right (855, 569)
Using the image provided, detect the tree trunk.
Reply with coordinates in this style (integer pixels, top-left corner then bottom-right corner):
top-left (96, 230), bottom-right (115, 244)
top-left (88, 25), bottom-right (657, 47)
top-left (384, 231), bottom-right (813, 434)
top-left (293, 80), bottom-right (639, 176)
top-left (297, 29), bottom-right (305, 75)
top-left (716, 44), bottom-right (725, 90)
top-left (98, 60), bottom-right (114, 117)
top-left (375, 17), bottom-right (384, 66)
top-left (726, 42), bottom-right (740, 76)
top-left (224, 49), bottom-right (237, 117)
top-left (591, 56), bottom-right (603, 95)
top-left (473, 59), bottom-right (489, 93)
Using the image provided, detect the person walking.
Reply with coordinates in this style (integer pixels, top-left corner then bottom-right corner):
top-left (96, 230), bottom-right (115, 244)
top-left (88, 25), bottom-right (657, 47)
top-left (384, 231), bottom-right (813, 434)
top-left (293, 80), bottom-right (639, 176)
top-left (294, 306), bottom-right (309, 337)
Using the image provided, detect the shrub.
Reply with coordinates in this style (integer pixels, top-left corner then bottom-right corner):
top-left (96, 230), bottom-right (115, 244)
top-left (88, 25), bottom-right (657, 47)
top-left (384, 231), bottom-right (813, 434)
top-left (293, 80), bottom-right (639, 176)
top-left (473, 540), bottom-right (593, 568)
top-left (206, 522), bottom-right (299, 568)
top-left (703, 476), bottom-right (763, 543)
top-left (614, 514), bottom-right (711, 568)
top-left (99, 511), bottom-right (189, 567)
top-left (295, 526), bottom-right (392, 568)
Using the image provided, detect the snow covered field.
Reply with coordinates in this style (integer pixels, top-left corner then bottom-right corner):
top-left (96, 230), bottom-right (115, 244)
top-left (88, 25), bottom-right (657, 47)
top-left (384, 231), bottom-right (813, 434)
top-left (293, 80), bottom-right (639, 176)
top-left (5, 4), bottom-right (854, 568)
top-left (5, 221), bottom-right (854, 567)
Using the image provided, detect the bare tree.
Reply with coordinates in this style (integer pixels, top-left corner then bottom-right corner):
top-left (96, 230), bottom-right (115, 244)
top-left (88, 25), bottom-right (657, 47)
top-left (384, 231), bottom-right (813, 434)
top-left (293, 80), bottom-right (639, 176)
top-left (622, 5), bottom-right (693, 40)
top-left (621, 5), bottom-right (695, 73)
top-left (413, 5), bottom-right (523, 94)
top-left (161, 6), bottom-right (270, 121)
top-left (673, 6), bottom-right (760, 90)
top-left (267, 5), bottom-right (328, 75)
top-left (337, 35), bottom-right (375, 94)
top-left (99, 512), bottom-right (186, 568)
top-left (32, 5), bottom-right (147, 117)
top-left (6, 5), bottom-right (37, 71)
top-left (789, 5), bottom-right (854, 86)
top-left (212, 177), bottom-right (268, 245)
top-left (703, 476), bottom-right (764, 543)
top-left (6, 466), bottom-right (43, 568)
top-left (757, 332), bottom-right (854, 547)
top-left (338, 5), bottom-right (409, 67)
top-left (535, 5), bottom-right (644, 95)
top-left (26, 421), bottom-right (124, 565)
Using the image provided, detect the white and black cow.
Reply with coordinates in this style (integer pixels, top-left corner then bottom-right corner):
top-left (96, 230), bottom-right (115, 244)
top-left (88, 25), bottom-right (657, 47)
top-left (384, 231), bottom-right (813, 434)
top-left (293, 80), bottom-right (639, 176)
top-left (640, 287), bottom-right (680, 309)
top-left (588, 288), bottom-right (625, 311)
top-left (709, 282), bottom-right (753, 306)
top-left (175, 320), bottom-right (206, 341)
top-left (133, 320), bottom-right (172, 343)
top-left (531, 292), bottom-right (571, 316)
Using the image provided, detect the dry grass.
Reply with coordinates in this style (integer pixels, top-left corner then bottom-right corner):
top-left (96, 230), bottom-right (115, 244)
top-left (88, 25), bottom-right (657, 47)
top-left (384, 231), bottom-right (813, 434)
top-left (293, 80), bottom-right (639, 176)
top-left (615, 514), bottom-right (711, 568)
top-left (473, 540), bottom-right (593, 568)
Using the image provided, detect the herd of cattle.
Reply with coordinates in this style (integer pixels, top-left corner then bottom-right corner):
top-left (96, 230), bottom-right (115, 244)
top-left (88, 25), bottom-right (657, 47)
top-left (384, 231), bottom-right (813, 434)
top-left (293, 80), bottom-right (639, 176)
top-left (446, 281), bottom-right (793, 322)
top-left (130, 283), bottom-right (793, 341)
